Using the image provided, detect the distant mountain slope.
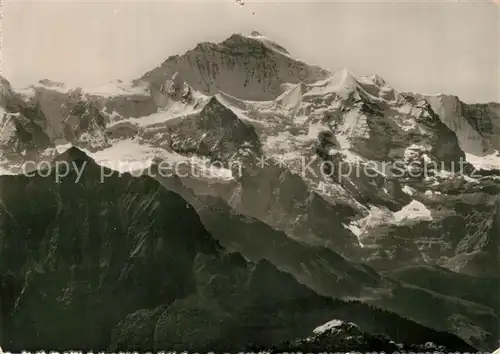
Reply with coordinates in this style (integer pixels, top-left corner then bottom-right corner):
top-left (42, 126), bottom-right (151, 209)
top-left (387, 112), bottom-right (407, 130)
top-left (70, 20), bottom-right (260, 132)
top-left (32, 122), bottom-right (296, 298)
top-left (388, 265), bottom-right (500, 312)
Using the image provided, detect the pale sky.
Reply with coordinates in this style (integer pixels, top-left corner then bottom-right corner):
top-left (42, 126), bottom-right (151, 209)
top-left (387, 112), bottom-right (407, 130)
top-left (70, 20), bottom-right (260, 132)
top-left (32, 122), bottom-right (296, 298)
top-left (2, 0), bottom-right (499, 103)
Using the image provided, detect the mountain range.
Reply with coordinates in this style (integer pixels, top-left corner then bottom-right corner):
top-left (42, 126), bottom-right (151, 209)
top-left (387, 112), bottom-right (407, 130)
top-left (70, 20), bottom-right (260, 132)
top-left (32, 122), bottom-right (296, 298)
top-left (0, 31), bottom-right (498, 352)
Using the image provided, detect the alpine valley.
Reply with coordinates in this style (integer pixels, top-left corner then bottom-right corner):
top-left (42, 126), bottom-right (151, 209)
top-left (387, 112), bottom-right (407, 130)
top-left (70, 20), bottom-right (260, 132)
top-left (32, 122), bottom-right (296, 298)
top-left (0, 32), bottom-right (498, 352)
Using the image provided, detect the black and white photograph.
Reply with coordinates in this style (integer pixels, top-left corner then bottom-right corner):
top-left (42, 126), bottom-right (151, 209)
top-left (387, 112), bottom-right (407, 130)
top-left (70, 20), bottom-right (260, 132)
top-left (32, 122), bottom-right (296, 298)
top-left (0, 0), bottom-right (499, 353)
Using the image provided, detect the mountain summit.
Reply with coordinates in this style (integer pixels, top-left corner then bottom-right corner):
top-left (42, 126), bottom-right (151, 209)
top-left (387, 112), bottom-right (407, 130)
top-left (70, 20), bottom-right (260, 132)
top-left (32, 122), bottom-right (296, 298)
top-left (139, 32), bottom-right (330, 101)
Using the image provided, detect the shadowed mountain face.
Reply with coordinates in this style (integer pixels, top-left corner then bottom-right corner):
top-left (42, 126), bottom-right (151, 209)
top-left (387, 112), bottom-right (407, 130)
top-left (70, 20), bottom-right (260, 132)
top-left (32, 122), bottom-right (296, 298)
top-left (0, 149), bottom-right (477, 352)
top-left (0, 148), bottom-right (218, 349)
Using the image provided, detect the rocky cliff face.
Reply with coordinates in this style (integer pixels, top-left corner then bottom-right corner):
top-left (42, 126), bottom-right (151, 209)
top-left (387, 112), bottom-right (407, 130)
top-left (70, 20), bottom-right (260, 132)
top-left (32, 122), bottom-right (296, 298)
top-left (0, 77), bottom-right (53, 164)
top-left (0, 32), bottom-right (498, 351)
top-left (426, 94), bottom-right (500, 170)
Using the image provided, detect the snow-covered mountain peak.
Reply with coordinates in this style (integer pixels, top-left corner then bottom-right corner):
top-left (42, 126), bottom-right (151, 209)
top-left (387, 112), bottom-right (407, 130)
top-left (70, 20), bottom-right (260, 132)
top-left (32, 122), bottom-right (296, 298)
top-left (244, 31), bottom-right (292, 56)
top-left (355, 73), bottom-right (398, 102)
top-left (332, 68), bottom-right (358, 87)
top-left (29, 78), bottom-right (149, 99)
top-left (139, 32), bottom-right (330, 101)
top-left (369, 74), bottom-right (387, 86)
top-left (298, 68), bottom-right (399, 104)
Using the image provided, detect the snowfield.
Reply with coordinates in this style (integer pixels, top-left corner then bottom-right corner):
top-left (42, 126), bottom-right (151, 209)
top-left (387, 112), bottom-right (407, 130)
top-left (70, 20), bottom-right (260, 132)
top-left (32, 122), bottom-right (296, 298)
top-left (393, 200), bottom-right (433, 224)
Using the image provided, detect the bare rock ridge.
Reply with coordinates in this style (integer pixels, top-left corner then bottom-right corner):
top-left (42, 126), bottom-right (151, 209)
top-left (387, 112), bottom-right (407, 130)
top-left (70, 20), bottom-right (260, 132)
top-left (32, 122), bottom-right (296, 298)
top-left (0, 32), bottom-right (499, 351)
